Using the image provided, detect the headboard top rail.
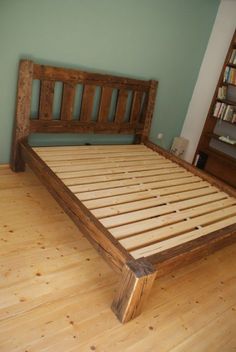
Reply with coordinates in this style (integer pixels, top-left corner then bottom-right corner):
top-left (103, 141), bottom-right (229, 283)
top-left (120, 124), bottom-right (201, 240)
top-left (33, 63), bottom-right (151, 91)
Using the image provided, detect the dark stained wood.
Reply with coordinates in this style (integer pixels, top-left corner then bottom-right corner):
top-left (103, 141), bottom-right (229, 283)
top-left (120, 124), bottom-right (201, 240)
top-left (115, 89), bottom-right (129, 123)
top-left (12, 60), bottom-right (158, 142)
top-left (39, 80), bottom-right (55, 119)
top-left (130, 91), bottom-right (143, 123)
top-left (98, 87), bottom-right (113, 122)
top-left (33, 63), bottom-right (150, 91)
top-left (145, 140), bottom-right (236, 198)
top-left (60, 82), bottom-right (76, 120)
top-left (80, 85), bottom-right (96, 121)
top-left (11, 60), bottom-right (34, 172)
top-left (111, 258), bottom-right (156, 323)
top-left (20, 141), bottom-right (131, 273)
top-left (148, 224), bottom-right (236, 277)
top-left (141, 80), bottom-right (158, 142)
top-left (204, 151), bottom-right (236, 188)
top-left (194, 30), bottom-right (236, 186)
top-left (30, 120), bottom-right (144, 134)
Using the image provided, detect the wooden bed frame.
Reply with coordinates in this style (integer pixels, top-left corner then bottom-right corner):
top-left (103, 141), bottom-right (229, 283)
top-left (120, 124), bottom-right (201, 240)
top-left (11, 60), bottom-right (236, 323)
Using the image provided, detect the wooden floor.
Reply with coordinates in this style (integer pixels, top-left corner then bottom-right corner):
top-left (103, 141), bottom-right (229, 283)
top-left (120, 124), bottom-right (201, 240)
top-left (0, 165), bottom-right (236, 352)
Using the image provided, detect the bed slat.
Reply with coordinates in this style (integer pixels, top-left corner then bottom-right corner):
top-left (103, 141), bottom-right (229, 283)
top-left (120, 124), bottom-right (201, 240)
top-left (101, 192), bottom-right (228, 228)
top-left (76, 176), bottom-right (199, 201)
top-left (68, 170), bottom-right (189, 193)
top-left (50, 159), bottom-right (174, 173)
top-left (113, 198), bottom-right (236, 240)
top-left (83, 181), bottom-right (209, 209)
top-left (120, 204), bottom-right (236, 250)
top-left (131, 216), bottom-right (236, 259)
top-left (62, 167), bottom-right (185, 186)
top-left (92, 186), bottom-right (218, 218)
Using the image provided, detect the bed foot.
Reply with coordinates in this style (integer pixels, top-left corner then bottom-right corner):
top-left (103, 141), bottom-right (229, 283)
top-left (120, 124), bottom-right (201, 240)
top-left (111, 258), bottom-right (156, 323)
top-left (10, 150), bottom-right (26, 172)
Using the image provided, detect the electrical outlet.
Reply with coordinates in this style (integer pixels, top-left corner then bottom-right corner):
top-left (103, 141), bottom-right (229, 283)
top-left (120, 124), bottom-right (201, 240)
top-left (157, 133), bottom-right (163, 140)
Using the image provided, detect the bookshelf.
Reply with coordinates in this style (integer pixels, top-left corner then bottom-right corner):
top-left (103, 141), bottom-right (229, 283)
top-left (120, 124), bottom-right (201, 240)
top-left (194, 29), bottom-right (236, 188)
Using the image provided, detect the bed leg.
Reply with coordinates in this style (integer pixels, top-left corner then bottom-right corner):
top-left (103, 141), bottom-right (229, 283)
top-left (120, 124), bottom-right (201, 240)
top-left (111, 258), bottom-right (156, 323)
top-left (10, 60), bottom-right (33, 172)
top-left (11, 142), bottom-right (26, 172)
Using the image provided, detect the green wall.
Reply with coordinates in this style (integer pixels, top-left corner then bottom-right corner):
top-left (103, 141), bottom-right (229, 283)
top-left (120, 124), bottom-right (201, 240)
top-left (0, 0), bottom-right (219, 163)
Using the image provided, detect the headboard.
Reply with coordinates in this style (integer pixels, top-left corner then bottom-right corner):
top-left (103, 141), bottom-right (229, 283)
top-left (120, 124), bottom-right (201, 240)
top-left (11, 59), bottom-right (158, 170)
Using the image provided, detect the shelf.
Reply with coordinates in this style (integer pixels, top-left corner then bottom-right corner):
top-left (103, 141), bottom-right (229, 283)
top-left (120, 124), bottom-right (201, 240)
top-left (228, 63), bottom-right (236, 68)
top-left (211, 116), bottom-right (236, 126)
top-left (216, 98), bottom-right (236, 106)
top-left (208, 133), bottom-right (236, 148)
top-left (222, 82), bottom-right (236, 87)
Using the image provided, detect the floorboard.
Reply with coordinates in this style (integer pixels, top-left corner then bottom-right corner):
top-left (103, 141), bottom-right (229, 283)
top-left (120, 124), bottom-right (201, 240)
top-left (0, 167), bottom-right (235, 352)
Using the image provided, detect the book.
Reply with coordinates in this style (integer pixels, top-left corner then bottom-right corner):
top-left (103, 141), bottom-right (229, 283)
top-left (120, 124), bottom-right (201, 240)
top-left (223, 105), bottom-right (234, 121)
top-left (224, 67), bottom-right (236, 84)
top-left (229, 49), bottom-right (236, 64)
top-left (213, 102), bottom-right (221, 117)
top-left (217, 86), bottom-right (227, 99)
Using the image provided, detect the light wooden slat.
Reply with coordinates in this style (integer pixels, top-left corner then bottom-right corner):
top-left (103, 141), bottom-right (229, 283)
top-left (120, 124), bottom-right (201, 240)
top-left (98, 87), bottom-right (113, 122)
top-left (33, 144), bottom-right (148, 153)
top-left (47, 155), bottom-right (163, 167)
top-left (39, 80), bottom-right (55, 119)
top-left (120, 205), bottom-right (236, 250)
top-left (60, 83), bottom-right (76, 120)
top-left (63, 167), bottom-right (184, 186)
top-left (69, 170), bottom-right (190, 193)
top-left (92, 186), bottom-right (218, 218)
top-left (80, 85), bottom-right (96, 121)
top-left (101, 192), bottom-right (228, 228)
top-left (112, 198), bottom-right (236, 239)
top-left (35, 147), bottom-right (155, 157)
top-left (56, 161), bottom-right (179, 179)
top-left (40, 151), bottom-right (161, 162)
top-left (83, 181), bottom-right (209, 209)
top-left (131, 216), bottom-right (236, 259)
top-left (115, 89), bottom-right (129, 122)
top-left (130, 91), bottom-right (143, 123)
top-left (77, 176), bottom-right (199, 201)
top-left (50, 159), bottom-right (174, 173)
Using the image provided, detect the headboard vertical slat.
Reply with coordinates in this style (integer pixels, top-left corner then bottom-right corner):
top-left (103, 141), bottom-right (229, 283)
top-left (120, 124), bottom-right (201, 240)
top-left (60, 83), bottom-right (76, 121)
top-left (80, 85), bottom-right (96, 121)
top-left (114, 89), bottom-right (129, 123)
top-left (97, 87), bottom-right (113, 122)
top-left (141, 80), bottom-right (158, 142)
top-left (39, 80), bottom-right (55, 120)
top-left (130, 91), bottom-right (143, 123)
top-left (11, 60), bottom-right (34, 171)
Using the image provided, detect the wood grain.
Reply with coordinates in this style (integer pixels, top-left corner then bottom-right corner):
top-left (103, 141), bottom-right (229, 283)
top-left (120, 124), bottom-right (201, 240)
top-left (11, 60), bottom-right (33, 171)
top-left (60, 82), bottom-right (76, 120)
top-left (39, 80), bottom-right (55, 119)
top-left (111, 259), bottom-right (156, 323)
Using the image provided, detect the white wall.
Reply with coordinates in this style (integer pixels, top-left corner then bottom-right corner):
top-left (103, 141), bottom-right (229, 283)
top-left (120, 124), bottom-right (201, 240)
top-left (181, 0), bottom-right (236, 163)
